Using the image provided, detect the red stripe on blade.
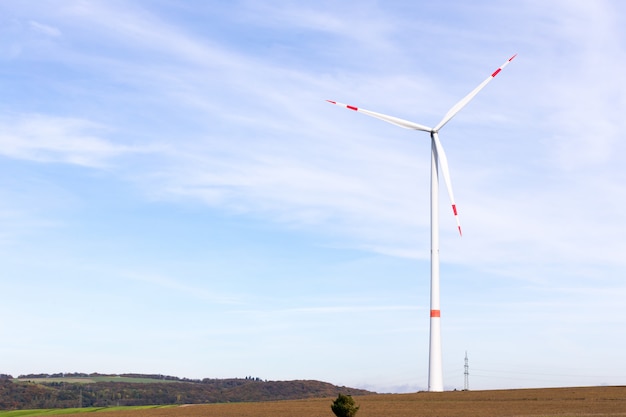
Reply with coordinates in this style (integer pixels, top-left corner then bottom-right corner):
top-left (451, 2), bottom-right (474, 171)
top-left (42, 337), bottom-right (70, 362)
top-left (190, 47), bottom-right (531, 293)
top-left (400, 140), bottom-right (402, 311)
top-left (491, 68), bottom-right (502, 77)
top-left (430, 310), bottom-right (441, 318)
top-left (452, 204), bottom-right (458, 216)
top-left (326, 100), bottom-right (336, 104)
top-left (347, 105), bottom-right (358, 111)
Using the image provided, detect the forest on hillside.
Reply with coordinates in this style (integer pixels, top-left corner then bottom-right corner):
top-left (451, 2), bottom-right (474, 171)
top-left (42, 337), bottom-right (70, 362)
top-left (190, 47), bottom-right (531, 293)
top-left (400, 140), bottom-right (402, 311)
top-left (0, 374), bottom-right (373, 410)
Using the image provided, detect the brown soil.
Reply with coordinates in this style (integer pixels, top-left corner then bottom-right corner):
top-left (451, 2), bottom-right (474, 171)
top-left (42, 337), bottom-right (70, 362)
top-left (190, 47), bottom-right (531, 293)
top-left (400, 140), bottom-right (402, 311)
top-left (52, 386), bottom-right (626, 417)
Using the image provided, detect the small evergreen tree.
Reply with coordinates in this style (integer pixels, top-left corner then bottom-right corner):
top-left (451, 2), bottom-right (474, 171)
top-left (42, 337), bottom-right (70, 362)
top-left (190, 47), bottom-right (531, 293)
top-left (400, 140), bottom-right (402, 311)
top-left (331, 393), bottom-right (359, 417)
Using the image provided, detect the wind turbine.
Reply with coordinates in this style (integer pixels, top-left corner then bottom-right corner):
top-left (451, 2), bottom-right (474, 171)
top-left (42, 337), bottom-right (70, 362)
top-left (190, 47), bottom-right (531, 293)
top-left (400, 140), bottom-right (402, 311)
top-left (327, 54), bottom-right (516, 392)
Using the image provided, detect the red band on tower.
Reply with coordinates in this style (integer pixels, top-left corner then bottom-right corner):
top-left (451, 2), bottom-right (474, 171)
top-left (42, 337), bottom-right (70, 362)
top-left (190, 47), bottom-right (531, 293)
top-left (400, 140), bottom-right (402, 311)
top-left (430, 310), bottom-right (441, 318)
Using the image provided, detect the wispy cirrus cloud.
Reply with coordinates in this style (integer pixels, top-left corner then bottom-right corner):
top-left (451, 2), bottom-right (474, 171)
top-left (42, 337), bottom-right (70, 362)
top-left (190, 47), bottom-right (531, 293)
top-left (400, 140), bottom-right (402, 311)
top-left (123, 271), bottom-right (242, 305)
top-left (0, 114), bottom-right (139, 167)
top-left (28, 20), bottom-right (61, 37)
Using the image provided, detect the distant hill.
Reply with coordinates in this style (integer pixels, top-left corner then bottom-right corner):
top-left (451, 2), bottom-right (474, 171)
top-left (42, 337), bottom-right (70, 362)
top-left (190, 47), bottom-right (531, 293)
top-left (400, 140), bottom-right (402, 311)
top-left (0, 373), bottom-right (373, 410)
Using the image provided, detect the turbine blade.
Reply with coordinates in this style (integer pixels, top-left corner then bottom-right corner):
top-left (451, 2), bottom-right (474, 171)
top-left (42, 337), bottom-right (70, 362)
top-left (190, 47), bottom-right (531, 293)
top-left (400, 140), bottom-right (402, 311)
top-left (433, 54), bottom-right (517, 132)
top-left (432, 132), bottom-right (462, 236)
top-left (326, 100), bottom-right (432, 132)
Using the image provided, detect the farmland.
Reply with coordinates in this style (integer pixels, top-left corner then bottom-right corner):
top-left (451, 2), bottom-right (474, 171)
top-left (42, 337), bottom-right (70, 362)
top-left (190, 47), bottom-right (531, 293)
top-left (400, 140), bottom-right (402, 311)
top-left (2, 386), bottom-right (625, 417)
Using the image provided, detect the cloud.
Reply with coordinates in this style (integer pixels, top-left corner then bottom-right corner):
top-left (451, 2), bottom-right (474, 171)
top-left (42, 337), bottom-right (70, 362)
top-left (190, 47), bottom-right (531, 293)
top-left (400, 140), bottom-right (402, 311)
top-left (123, 271), bottom-right (242, 305)
top-left (532, 0), bottom-right (626, 170)
top-left (29, 20), bottom-right (61, 37)
top-left (0, 114), bottom-right (141, 167)
top-left (268, 305), bottom-right (421, 315)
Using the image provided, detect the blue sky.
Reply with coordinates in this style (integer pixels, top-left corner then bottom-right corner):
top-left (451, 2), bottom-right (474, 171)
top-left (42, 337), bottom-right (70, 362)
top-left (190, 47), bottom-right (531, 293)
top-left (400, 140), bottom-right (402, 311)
top-left (1, 0), bottom-right (625, 393)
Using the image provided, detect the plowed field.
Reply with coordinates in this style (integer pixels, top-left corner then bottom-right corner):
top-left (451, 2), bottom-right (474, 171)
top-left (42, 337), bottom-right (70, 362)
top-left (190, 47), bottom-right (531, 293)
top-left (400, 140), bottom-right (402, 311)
top-left (37, 386), bottom-right (626, 417)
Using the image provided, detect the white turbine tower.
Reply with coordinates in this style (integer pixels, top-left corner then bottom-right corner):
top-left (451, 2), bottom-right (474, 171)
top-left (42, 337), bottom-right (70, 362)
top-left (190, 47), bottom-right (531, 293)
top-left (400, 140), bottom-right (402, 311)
top-left (327, 54), bottom-right (516, 392)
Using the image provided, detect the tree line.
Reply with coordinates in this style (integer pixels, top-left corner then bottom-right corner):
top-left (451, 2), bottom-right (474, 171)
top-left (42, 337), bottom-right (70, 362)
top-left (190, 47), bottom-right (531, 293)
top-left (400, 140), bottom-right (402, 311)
top-left (0, 376), bottom-right (373, 410)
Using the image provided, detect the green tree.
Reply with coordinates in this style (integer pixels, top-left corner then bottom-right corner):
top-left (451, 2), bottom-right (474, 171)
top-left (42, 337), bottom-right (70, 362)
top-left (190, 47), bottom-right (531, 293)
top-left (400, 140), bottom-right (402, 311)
top-left (331, 393), bottom-right (360, 417)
